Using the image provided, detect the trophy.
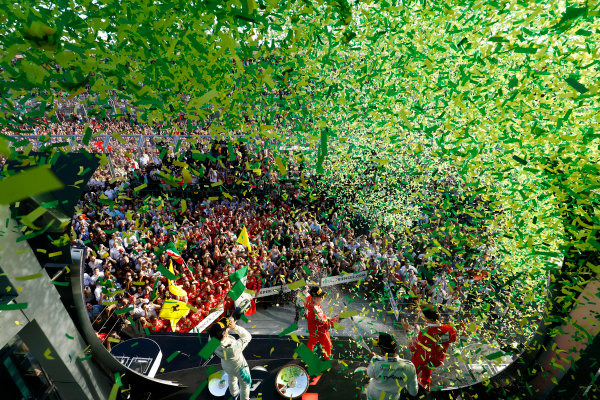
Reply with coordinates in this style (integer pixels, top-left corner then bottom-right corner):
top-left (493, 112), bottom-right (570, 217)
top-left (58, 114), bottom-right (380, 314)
top-left (207, 370), bottom-right (229, 397)
top-left (274, 364), bottom-right (309, 399)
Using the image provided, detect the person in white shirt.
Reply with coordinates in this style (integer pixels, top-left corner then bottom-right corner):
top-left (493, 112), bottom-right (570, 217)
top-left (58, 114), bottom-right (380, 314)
top-left (406, 269), bottom-right (419, 288)
top-left (83, 273), bottom-right (92, 287)
top-left (109, 242), bottom-right (125, 260)
top-left (133, 286), bottom-right (146, 299)
top-left (208, 168), bottom-right (218, 183)
top-left (94, 285), bottom-right (104, 303)
top-left (90, 267), bottom-right (105, 286)
top-left (131, 300), bottom-right (146, 319)
top-left (144, 301), bottom-right (158, 319)
top-left (88, 255), bottom-right (103, 273)
top-left (210, 318), bottom-right (252, 400)
top-left (366, 333), bottom-right (419, 400)
top-left (108, 232), bottom-right (121, 249)
top-left (140, 153), bottom-right (150, 167)
top-left (430, 286), bottom-right (447, 305)
top-left (104, 187), bottom-right (115, 200)
top-left (123, 231), bottom-right (138, 249)
top-left (434, 272), bottom-right (449, 294)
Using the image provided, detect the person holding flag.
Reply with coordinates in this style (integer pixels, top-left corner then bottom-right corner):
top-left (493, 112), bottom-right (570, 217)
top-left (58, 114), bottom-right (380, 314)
top-left (244, 268), bottom-right (261, 315)
top-left (167, 260), bottom-right (187, 302)
top-left (165, 242), bottom-right (185, 265)
top-left (232, 227), bottom-right (260, 316)
top-left (305, 286), bottom-right (339, 360)
top-left (226, 265), bottom-right (256, 317)
top-left (237, 226), bottom-right (251, 252)
top-left (158, 298), bottom-right (191, 332)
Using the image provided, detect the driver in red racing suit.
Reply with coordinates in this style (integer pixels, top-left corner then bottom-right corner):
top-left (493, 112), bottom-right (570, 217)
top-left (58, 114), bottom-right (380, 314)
top-left (305, 286), bottom-right (339, 360)
top-left (406, 303), bottom-right (457, 391)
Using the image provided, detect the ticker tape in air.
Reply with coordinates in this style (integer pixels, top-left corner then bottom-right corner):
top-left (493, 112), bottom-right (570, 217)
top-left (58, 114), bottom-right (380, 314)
top-left (384, 281), bottom-right (400, 321)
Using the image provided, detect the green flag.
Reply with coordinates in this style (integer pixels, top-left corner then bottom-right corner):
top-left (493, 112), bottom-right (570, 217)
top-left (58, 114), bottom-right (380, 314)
top-left (229, 266), bottom-right (248, 283)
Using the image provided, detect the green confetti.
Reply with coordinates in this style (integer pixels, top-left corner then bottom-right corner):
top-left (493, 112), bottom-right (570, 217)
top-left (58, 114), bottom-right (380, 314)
top-left (278, 322), bottom-right (298, 337)
top-left (157, 265), bottom-right (180, 280)
top-left (0, 165), bottom-right (63, 204)
top-left (198, 337), bottom-right (221, 360)
top-left (0, 303), bottom-right (28, 310)
top-left (485, 351), bottom-right (505, 360)
top-left (167, 351), bottom-right (180, 363)
top-left (287, 278), bottom-right (306, 291)
top-left (565, 77), bottom-right (589, 94)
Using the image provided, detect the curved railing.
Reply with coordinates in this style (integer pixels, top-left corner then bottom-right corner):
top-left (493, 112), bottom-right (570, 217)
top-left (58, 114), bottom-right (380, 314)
top-left (69, 245), bottom-right (186, 398)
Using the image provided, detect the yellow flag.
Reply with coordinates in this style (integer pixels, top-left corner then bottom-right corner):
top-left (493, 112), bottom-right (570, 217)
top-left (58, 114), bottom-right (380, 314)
top-left (159, 299), bottom-right (190, 332)
top-left (237, 226), bottom-right (251, 251)
top-left (168, 260), bottom-right (188, 297)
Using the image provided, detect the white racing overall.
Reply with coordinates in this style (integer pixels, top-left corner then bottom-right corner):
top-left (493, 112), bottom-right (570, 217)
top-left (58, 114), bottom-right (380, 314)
top-left (214, 326), bottom-right (252, 400)
top-left (366, 355), bottom-right (419, 400)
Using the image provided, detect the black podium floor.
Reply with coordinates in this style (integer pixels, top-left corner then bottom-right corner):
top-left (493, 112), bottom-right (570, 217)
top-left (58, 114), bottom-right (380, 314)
top-left (151, 333), bottom-right (377, 400)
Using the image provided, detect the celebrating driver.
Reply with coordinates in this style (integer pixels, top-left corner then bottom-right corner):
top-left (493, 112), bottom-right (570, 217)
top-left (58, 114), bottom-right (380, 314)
top-left (305, 286), bottom-right (339, 360)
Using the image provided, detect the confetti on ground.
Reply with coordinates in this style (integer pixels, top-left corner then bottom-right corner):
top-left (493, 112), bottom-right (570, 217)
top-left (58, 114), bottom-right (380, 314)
top-left (15, 272), bottom-right (43, 281)
top-left (43, 348), bottom-right (54, 360)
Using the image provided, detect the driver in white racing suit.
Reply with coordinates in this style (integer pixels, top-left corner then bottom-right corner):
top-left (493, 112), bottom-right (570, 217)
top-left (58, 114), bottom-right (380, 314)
top-left (210, 317), bottom-right (252, 400)
top-left (366, 332), bottom-right (419, 400)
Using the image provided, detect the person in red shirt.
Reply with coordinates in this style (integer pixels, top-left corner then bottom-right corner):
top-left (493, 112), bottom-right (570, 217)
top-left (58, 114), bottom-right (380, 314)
top-left (195, 268), bottom-right (206, 290)
top-left (190, 300), bottom-right (208, 327)
top-left (405, 303), bottom-right (457, 391)
top-left (203, 267), bottom-right (214, 285)
top-left (215, 285), bottom-right (225, 303)
top-left (245, 269), bottom-right (262, 315)
top-left (205, 294), bottom-right (218, 312)
top-left (177, 316), bottom-right (192, 333)
top-left (150, 316), bottom-right (168, 332)
top-left (187, 282), bottom-right (199, 303)
top-left (222, 295), bottom-right (236, 317)
top-left (305, 286), bottom-right (339, 360)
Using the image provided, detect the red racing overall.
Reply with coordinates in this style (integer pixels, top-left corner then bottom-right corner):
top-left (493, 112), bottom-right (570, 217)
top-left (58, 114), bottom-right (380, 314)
top-left (305, 295), bottom-right (335, 359)
top-left (409, 323), bottom-right (457, 390)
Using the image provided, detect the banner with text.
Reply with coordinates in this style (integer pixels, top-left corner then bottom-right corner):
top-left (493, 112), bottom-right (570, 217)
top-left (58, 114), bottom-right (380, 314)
top-left (254, 272), bottom-right (368, 297)
top-left (190, 308), bottom-right (224, 333)
top-left (255, 285), bottom-right (283, 298)
top-left (321, 271), bottom-right (368, 287)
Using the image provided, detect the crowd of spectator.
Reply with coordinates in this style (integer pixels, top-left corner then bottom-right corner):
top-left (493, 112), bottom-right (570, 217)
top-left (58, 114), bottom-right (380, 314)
top-left (2, 116), bottom-right (497, 348)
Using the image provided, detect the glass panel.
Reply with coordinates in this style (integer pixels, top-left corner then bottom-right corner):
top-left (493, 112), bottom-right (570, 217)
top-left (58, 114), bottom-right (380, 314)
top-left (129, 357), bottom-right (153, 375)
top-left (0, 335), bottom-right (63, 400)
top-left (0, 266), bottom-right (18, 306)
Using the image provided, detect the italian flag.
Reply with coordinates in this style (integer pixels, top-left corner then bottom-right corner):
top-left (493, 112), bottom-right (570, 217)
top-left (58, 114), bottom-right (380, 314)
top-left (165, 243), bottom-right (184, 264)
